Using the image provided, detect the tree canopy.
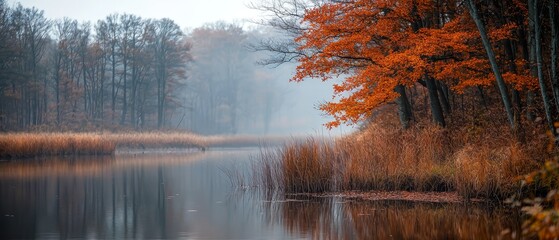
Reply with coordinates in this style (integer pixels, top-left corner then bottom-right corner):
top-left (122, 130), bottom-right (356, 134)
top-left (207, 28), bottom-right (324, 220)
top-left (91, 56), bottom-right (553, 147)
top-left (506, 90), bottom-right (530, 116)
top-left (258, 0), bottom-right (557, 133)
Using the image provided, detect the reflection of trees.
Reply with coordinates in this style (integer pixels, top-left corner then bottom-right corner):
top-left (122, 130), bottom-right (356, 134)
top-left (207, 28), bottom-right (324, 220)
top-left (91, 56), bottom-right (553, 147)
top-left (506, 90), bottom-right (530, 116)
top-left (0, 153), bottom-right (203, 239)
top-left (265, 196), bottom-right (521, 239)
top-left (0, 150), bottom-right (257, 239)
top-left (0, 161), bottom-right (160, 238)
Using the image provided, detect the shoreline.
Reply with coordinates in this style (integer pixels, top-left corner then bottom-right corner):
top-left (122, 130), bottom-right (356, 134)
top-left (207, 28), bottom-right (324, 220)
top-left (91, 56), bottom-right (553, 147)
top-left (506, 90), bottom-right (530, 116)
top-left (286, 191), bottom-right (485, 204)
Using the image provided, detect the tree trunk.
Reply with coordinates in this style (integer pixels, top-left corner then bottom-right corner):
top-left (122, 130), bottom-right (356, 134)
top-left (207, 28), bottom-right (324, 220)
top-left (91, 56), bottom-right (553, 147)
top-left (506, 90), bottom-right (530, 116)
top-left (55, 54), bottom-right (61, 125)
top-left (531, 0), bottom-right (556, 136)
top-left (466, 0), bottom-right (515, 128)
top-left (82, 53), bottom-right (88, 116)
top-left (550, 2), bottom-right (559, 114)
top-left (426, 77), bottom-right (446, 127)
top-left (157, 51), bottom-right (166, 129)
top-left (111, 45), bottom-right (116, 123)
top-left (130, 64), bottom-right (137, 127)
top-left (437, 81), bottom-right (451, 114)
top-left (394, 84), bottom-right (413, 129)
top-left (121, 56), bottom-right (127, 125)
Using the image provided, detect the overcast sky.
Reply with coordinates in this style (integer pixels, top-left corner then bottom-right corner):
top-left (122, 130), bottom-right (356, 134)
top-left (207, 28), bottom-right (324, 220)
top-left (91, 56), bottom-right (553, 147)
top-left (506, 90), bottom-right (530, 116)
top-left (7, 0), bottom-right (262, 30)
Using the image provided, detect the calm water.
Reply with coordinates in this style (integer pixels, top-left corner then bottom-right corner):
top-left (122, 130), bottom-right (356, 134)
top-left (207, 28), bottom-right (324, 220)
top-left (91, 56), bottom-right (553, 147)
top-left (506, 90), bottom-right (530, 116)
top-left (0, 149), bottom-right (522, 239)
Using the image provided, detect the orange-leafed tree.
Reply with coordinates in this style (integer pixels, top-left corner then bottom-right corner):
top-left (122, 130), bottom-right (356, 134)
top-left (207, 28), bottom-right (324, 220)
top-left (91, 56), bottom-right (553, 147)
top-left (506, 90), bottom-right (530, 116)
top-left (294, 0), bottom-right (424, 128)
top-left (292, 0), bottom-right (541, 129)
top-left (294, 0), bottom-right (469, 128)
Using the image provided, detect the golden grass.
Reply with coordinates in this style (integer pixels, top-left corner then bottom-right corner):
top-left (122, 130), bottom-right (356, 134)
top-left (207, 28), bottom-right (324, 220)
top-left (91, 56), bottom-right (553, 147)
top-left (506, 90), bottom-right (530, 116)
top-left (256, 122), bottom-right (543, 200)
top-left (109, 132), bottom-right (286, 149)
top-left (0, 133), bottom-right (115, 158)
top-left (453, 142), bottom-right (537, 199)
top-left (0, 132), bottom-right (286, 159)
top-left (108, 132), bottom-right (206, 149)
top-left (281, 138), bottom-right (336, 193)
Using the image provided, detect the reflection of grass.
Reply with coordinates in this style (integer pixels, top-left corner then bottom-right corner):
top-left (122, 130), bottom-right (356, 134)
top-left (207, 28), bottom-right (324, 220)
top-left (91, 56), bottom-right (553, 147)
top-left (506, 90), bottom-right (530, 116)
top-left (0, 155), bottom-right (115, 178)
top-left (341, 201), bottom-right (517, 239)
top-left (0, 151), bottom-right (213, 178)
top-left (256, 123), bottom-right (543, 199)
top-left (0, 132), bottom-right (286, 159)
top-left (262, 196), bottom-right (519, 239)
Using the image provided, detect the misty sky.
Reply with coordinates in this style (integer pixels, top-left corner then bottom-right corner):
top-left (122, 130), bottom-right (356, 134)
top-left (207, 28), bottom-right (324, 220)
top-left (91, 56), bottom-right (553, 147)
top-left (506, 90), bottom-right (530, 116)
top-left (7, 0), bottom-right (260, 29)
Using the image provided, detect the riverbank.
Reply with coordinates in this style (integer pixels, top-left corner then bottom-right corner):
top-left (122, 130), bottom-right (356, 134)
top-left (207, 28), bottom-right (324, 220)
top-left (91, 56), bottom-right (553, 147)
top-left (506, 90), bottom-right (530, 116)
top-left (288, 191), bottom-right (467, 203)
top-left (255, 122), bottom-right (550, 200)
top-left (0, 132), bottom-right (287, 159)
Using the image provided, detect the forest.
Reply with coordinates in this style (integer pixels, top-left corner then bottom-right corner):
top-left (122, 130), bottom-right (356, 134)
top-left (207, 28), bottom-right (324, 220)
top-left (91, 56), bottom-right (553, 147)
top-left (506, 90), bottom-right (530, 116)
top-left (0, 0), bottom-right (290, 134)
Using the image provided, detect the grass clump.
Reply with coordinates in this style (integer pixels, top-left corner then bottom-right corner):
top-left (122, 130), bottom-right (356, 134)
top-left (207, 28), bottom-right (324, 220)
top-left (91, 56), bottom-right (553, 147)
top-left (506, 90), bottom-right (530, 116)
top-left (256, 138), bottom-right (336, 193)
top-left (453, 142), bottom-right (537, 199)
top-left (337, 124), bottom-right (453, 192)
top-left (281, 138), bottom-right (336, 193)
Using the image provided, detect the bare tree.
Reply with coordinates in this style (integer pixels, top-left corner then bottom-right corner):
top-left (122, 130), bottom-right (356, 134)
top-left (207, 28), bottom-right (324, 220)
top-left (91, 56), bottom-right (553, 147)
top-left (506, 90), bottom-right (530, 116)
top-left (151, 18), bottom-right (189, 129)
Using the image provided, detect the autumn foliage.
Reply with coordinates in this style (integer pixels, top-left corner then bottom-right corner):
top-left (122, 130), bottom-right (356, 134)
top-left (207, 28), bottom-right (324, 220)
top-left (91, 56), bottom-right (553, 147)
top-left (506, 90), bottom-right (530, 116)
top-left (293, 0), bottom-right (550, 130)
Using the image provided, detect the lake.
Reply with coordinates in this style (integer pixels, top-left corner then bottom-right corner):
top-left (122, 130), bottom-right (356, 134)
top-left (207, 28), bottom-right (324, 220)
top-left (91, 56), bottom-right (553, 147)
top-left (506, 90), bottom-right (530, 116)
top-left (0, 148), bottom-right (522, 239)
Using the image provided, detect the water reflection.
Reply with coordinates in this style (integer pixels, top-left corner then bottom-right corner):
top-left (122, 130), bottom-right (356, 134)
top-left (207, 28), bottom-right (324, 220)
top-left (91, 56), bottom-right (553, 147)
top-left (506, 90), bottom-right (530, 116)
top-left (0, 149), bottom-right (522, 239)
top-left (0, 150), bottom-right (263, 239)
top-left (262, 196), bottom-right (521, 239)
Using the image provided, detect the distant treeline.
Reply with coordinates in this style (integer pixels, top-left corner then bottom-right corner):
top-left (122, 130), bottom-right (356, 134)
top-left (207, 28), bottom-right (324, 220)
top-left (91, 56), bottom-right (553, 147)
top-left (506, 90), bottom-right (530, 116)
top-left (0, 1), bottom-right (283, 134)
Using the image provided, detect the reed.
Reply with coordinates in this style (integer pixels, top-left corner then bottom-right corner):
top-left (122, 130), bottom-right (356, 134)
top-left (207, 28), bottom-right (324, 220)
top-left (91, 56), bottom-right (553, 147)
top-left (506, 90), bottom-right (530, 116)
top-left (338, 124), bottom-right (453, 192)
top-left (255, 138), bottom-right (336, 193)
top-left (256, 122), bottom-right (542, 200)
top-left (453, 142), bottom-right (537, 199)
top-left (282, 138), bottom-right (336, 193)
top-left (0, 132), bottom-right (287, 159)
top-left (108, 132), bottom-right (206, 149)
top-left (0, 133), bottom-right (115, 158)
top-left (109, 132), bottom-right (286, 149)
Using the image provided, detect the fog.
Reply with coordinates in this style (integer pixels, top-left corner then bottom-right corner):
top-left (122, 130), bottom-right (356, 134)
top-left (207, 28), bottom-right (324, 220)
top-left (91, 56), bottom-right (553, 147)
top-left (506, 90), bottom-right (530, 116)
top-left (0, 0), bottom-right (354, 135)
top-left (178, 23), bottom-right (352, 135)
top-left (259, 65), bottom-right (353, 136)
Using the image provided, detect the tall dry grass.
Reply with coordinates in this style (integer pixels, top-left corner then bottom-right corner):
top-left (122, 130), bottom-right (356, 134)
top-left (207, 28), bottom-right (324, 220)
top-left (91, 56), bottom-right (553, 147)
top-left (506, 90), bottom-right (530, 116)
top-left (256, 122), bottom-right (543, 199)
top-left (107, 132), bottom-right (206, 149)
top-left (109, 132), bottom-right (286, 149)
top-left (453, 143), bottom-right (537, 199)
top-left (255, 138), bottom-right (337, 193)
top-left (0, 133), bottom-right (115, 158)
top-left (0, 132), bottom-right (287, 159)
top-left (281, 138), bottom-right (336, 192)
top-left (338, 124), bottom-right (453, 192)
